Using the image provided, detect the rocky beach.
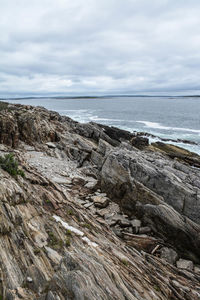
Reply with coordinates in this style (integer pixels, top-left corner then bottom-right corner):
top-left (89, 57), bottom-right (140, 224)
top-left (0, 101), bottom-right (200, 299)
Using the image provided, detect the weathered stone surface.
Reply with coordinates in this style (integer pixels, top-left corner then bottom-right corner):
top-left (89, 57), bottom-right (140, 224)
top-left (0, 112), bottom-right (19, 147)
top-left (136, 203), bottom-right (200, 263)
top-left (138, 226), bottom-right (151, 234)
top-left (131, 219), bottom-right (141, 233)
top-left (84, 179), bottom-right (98, 189)
top-left (0, 102), bottom-right (200, 300)
top-left (91, 195), bottom-right (110, 208)
top-left (152, 141), bottom-right (200, 168)
top-left (101, 148), bottom-right (200, 224)
top-left (160, 247), bottom-right (178, 265)
top-left (176, 259), bottom-right (194, 271)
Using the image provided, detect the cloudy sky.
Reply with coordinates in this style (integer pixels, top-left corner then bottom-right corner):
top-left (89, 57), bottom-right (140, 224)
top-left (1, 0), bottom-right (200, 97)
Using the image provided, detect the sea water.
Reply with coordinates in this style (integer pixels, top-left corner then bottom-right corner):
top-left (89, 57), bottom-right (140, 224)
top-left (3, 96), bottom-right (200, 154)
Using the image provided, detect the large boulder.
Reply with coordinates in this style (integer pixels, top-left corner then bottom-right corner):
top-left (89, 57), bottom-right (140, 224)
top-left (101, 149), bottom-right (200, 224)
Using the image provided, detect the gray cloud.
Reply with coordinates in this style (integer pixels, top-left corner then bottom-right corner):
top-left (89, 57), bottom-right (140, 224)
top-left (1, 0), bottom-right (200, 96)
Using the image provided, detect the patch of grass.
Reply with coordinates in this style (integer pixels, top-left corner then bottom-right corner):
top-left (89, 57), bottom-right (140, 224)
top-left (48, 231), bottom-right (64, 250)
top-left (66, 209), bottom-right (73, 216)
top-left (33, 248), bottom-right (41, 255)
top-left (66, 229), bottom-right (72, 236)
top-left (45, 198), bottom-right (51, 204)
top-left (82, 223), bottom-right (92, 230)
top-left (65, 237), bottom-right (71, 247)
top-left (0, 153), bottom-right (25, 177)
top-left (121, 259), bottom-right (129, 266)
top-left (154, 285), bottom-right (161, 292)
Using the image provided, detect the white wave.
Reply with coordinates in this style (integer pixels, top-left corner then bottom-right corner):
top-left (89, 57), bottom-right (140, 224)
top-left (58, 109), bottom-right (92, 112)
top-left (136, 121), bottom-right (200, 134)
top-left (89, 116), bottom-right (123, 122)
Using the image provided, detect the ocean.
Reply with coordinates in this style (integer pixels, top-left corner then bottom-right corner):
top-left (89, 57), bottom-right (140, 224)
top-left (2, 96), bottom-right (200, 154)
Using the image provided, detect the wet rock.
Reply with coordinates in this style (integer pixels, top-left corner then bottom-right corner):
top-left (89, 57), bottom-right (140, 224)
top-left (130, 136), bottom-right (149, 150)
top-left (176, 259), bottom-right (194, 271)
top-left (160, 247), bottom-right (178, 265)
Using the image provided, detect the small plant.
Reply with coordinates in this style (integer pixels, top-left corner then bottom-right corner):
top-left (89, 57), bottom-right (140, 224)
top-left (82, 223), bottom-right (92, 230)
top-left (154, 285), bottom-right (161, 292)
top-left (0, 153), bottom-right (25, 177)
top-left (65, 237), bottom-right (71, 247)
top-left (48, 231), bottom-right (63, 249)
top-left (66, 209), bottom-right (73, 216)
top-left (33, 248), bottom-right (41, 255)
top-left (121, 259), bottom-right (129, 266)
top-left (66, 229), bottom-right (72, 236)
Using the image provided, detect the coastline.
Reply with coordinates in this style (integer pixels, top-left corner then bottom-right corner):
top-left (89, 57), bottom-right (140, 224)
top-left (0, 101), bottom-right (200, 299)
top-left (2, 96), bottom-right (200, 155)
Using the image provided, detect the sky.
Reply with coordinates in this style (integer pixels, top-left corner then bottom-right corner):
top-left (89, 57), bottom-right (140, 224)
top-left (1, 0), bottom-right (200, 97)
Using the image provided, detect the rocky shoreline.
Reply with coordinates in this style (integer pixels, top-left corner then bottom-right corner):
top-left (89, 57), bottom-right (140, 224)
top-left (0, 101), bottom-right (200, 299)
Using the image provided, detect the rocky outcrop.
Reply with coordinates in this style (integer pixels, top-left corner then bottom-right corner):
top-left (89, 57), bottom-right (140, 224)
top-left (101, 148), bottom-right (200, 224)
top-left (151, 142), bottom-right (200, 168)
top-left (0, 102), bottom-right (200, 299)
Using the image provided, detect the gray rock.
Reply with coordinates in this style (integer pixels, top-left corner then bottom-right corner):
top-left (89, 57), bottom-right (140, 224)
top-left (160, 247), bottom-right (178, 265)
top-left (84, 179), bottom-right (98, 189)
top-left (194, 265), bottom-right (200, 274)
top-left (131, 219), bottom-right (141, 233)
top-left (90, 150), bottom-right (104, 169)
top-left (91, 195), bottom-right (110, 208)
top-left (176, 259), bottom-right (194, 271)
top-left (101, 149), bottom-right (200, 224)
top-left (83, 202), bottom-right (94, 209)
top-left (76, 199), bottom-right (87, 205)
top-left (138, 227), bottom-right (151, 234)
top-left (97, 139), bottom-right (113, 156)
top-left (118, 219), bottom-right (131, 228)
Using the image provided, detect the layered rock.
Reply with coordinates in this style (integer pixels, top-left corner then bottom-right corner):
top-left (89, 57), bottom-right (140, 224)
top-left (0, 102), bottom-right (200, 299)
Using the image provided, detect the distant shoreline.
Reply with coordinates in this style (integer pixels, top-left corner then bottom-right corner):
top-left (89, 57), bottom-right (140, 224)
top-left (1, 94), bottom-right (200, 100)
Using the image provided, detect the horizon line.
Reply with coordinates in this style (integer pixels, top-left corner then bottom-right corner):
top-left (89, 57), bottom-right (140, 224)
top-left (1, 94), bottom-right (200, 100)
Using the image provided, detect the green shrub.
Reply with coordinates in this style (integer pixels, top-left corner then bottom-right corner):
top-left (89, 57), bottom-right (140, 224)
top-left (0, 153), bottom-right (25, 177)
